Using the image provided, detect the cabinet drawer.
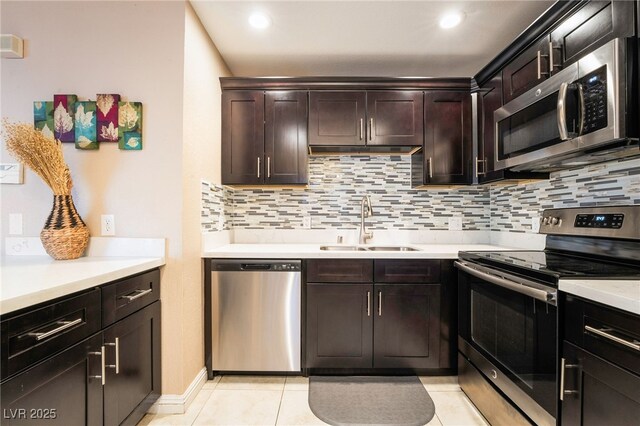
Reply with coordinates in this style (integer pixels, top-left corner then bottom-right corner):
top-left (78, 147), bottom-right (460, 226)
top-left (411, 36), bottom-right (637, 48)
top-left (306, 260), bottom-right (373, 283)
top-left (102, 269), bottom-right (160, 327)
top-left (1, 288), bottom-right (101, 381)
top-left (374, 260), bottom-right (440, 283)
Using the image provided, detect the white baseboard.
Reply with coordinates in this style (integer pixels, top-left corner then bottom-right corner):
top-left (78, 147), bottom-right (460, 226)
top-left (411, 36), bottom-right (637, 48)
top-left (148, 368), bottom-right (208, 414)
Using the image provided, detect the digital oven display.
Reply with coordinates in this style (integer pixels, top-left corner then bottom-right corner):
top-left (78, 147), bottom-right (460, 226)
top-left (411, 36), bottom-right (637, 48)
top-left (575, 213), bottom-right (624, 228)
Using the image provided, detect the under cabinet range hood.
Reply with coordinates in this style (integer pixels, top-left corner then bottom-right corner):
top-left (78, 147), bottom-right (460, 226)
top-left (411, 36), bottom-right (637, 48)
top-left (494, 38), bottom-right (639, 173)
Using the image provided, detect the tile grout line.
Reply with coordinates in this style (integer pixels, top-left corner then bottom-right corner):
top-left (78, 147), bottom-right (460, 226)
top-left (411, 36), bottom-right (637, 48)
top-left (273, 378), bottom-right (287, 425)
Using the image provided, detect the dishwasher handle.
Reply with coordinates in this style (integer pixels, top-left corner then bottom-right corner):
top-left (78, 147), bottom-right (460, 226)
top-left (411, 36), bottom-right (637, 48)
top-left (240, 264), bottom-right (272, 270)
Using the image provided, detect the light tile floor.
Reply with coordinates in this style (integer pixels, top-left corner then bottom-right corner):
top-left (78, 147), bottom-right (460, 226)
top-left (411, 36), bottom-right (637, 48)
top-left (140, 375), bottom-right (488, 426)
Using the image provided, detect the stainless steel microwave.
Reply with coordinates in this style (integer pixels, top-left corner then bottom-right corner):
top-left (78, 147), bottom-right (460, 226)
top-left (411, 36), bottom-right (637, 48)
top-left (494, 38), bottom-right (637, 171)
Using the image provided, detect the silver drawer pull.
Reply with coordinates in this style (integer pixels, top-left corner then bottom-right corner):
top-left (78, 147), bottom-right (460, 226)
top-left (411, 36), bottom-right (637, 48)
top-left (89, 345), bottom-right (106, 386)
top-left (120, 288), bottom-right (152, 302)
top-left (29, 317), bottom-right (83, 341)
top-left (104, 337), bottom-right (120, 374)
top-left (585, 325), bottom-right (640, 351)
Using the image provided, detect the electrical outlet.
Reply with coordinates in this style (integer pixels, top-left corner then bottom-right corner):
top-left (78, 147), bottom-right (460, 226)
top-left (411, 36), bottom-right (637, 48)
top-left (101, 214), bottom-right (115, 236)
top-left (531, 216), bottom-right (541, 233)
top-left (9, 213), bottom-right (23, 235)
top-left (303, 216), bottom-right (312, 229)
top-left (448, 216), bottom-right (463, 231)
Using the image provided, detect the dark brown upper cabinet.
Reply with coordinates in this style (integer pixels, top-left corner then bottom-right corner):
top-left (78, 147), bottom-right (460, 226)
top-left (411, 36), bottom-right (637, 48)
top-left (222, 90), bottom-right (308, 185)
top-left (501, 1), bottom-right (633, 104)
top-left (308, 91), bottom-right (366, 146)
top-left (550, 1), bottom-right (634, 74)
top-left (502, 36), bottom-right (551, 104)
top-left (412, 91), bottom-right (472, 186)
top-left (309, 90), bottom-right (423, 147)
top-left (477, 74), bottom-right (504, 184)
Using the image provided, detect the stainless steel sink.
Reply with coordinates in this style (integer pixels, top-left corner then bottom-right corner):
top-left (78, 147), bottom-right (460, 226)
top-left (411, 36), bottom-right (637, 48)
top-left (320, 245), bottom-right (368, 251)
top-left (319, 245), bottom-right (420, 251)
top-left (366, 246), bottom-right (421, 251)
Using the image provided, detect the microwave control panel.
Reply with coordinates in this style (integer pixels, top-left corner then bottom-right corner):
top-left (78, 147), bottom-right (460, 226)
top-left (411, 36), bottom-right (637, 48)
top-left (574, 213), bottom-right (624, 229)
top-left (579, 66), bottom-right (608, 135)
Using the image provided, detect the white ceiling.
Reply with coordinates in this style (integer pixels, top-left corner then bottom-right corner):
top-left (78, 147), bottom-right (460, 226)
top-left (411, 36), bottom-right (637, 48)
top-left (191, 0), bottom-right (555, 78)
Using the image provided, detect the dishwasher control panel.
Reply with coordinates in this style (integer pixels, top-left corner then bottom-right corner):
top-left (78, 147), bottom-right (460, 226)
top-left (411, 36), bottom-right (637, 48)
top-left (271, 263), bottom-right (301, 271)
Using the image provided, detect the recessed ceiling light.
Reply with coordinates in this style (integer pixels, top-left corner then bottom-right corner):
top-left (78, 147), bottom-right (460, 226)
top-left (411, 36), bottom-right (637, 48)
top-left (439, 12), bottom-right (464, 29)
top-left (249, 13), bottom-right (271, 29)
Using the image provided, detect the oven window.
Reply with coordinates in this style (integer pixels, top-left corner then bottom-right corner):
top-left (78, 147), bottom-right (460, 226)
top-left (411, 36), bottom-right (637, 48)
top-left (471, 289), bottom-right (535, 388)
top-left (497, 90), bottom-right (579, 161)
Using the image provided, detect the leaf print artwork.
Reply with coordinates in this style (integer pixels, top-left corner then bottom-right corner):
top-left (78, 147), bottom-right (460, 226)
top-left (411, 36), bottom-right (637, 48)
top-left (40, 123), bottom-right (54, 140)
top-left (126, 136), bottom-right (140, 148)
top-left (100, 122), bottom-right (118, 141)
top-left (77, 136), bottom-right (93, 148)
top-left (74, 104), bottom-right (94, 129)
top-left (54, 102), bottom-right (73, 134)
top-left (96, 94), bottom-right (115, 116)
top-left (118, 102), bottom-right (138, 130)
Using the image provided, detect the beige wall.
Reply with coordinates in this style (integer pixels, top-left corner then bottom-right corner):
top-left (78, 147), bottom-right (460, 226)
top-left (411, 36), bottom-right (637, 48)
top-left (1, 0), bottom-right (229, 395)
top-left (180, 2), bottom-right (230, 391)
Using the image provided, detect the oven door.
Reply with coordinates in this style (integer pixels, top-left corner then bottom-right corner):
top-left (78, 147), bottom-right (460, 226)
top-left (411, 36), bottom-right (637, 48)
top-left (456, 261), bottom-right (557, 425)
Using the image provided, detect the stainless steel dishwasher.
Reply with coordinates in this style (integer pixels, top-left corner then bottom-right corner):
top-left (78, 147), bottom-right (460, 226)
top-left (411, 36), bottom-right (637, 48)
top-left (209, 259), bottom-right (301, 372)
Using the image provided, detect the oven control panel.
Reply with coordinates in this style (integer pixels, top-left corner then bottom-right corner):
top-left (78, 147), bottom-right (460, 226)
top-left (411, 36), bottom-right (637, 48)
top-left (574, 213), bottom-right (624, 229)
top-left (540, 206), bottom-right (638, 239)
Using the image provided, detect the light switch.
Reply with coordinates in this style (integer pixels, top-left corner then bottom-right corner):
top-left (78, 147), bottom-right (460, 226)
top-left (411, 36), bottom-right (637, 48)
top-left (9, 213), bottom-right (23, 235)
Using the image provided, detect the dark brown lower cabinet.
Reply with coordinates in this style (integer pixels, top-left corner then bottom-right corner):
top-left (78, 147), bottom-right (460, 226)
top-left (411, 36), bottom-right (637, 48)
top-left (0, 333), bottom-right (103, 426)
top-left (104, 301), bottom-right (161, 426)
top-left (306, 284), bottom-right (373, 368)
top-left (306, 280), bottom-right (444, 370)
top-left (561, 341), bottom-right (640, 426)
top-left (373, 284), bottom-right (440, 369)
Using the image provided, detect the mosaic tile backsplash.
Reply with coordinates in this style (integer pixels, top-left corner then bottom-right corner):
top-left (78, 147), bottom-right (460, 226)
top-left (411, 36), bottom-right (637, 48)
top-left (201, 156), bottom-right (640, 233)
top-left (491, 157), bottom-right (640, 233)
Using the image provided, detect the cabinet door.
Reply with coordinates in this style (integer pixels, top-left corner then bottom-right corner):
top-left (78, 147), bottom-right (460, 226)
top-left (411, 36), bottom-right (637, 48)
top-left (561, 341), bottom-right (640, 426)
top-left (306, 284), bottom-right (373, 368)
top-left (265, 91), bottom-right (308, 184)
top-left (0, 333), bottom-right (103, 426)
top-left (423, 91), bottom-right (472, 185)
top-left (550, 1), bottom-right (634, 73)
top-left (309, 91), bottom-right (366, 146)
top-left (221, 91), bottom-right (264, 184)
top-left (366, 91), bottom-right (423, 146)
top-left (373, 284), bottom-right (441, 369)
top-left (103, 301), bottom-right (160, 426)
top-left (502, 36), bottom-right (550, 103)
top-left (477, 74), bottom-right (504, 184)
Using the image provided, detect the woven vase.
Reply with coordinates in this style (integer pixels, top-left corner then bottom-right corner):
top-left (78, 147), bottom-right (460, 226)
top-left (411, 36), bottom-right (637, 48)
top-left (40, 195), bottom-right (90, 260)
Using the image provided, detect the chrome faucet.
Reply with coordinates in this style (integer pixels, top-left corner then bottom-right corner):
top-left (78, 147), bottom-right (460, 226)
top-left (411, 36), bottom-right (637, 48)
top-left (359, 195), bottom-right (374, 244)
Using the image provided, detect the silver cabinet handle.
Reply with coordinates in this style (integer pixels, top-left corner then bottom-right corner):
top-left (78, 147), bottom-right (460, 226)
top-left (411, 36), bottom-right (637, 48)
top-left (89, 345), bottom-right (106, 385)
top-left (267, 157), bottom-right (271, 178)
top-left (475, 158), bottom-right (487, 177)
top-left (105, 337), bottom-right (120, 374)
top-left (378, 291), bottom-right (382, 316)
top-left (29, 317), bottom-right (82, 341)
top-left (537, 50), bottom-right (549, 80)
top-left (559, 357), bottom-right (579, 400)
top-left (360, 118), bottom-right (364, 140)
top-left (585, 325), bottom-right (640, 352)
top-left (428, 157), bottom-right (433, 179)
top-left (120, 288), bottom-right (152, 302)
top-left (367, 291), bottom-right (371, 317)
top-left (257, 157), bottom-right (261, 178)
top-left (549, 41), bottom-right (554, 74)
top-left (369, 118), bottom-right (373, 141)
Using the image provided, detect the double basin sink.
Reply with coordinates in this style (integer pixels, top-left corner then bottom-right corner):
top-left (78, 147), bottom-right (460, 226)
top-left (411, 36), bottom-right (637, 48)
top-left (320, 245), bottom-right (420, 252)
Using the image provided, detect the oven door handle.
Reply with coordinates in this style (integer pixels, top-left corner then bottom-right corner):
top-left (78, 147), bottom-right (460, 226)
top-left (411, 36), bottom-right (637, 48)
top-left (454, 261), bottom-right (557, 304)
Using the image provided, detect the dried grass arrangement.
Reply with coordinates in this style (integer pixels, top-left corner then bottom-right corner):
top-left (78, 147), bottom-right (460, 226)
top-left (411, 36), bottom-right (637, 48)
top-left (2, 120), bottom-right (89, 259)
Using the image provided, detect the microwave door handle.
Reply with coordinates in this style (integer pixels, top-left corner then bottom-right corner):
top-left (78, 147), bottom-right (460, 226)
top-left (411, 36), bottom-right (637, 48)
top-left (557, 82), bottom-right (571, 140)
top-left (577, 83), bottom-right (585, 136)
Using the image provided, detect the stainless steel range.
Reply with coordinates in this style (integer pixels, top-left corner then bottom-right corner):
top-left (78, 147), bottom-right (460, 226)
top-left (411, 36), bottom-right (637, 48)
top-left (455, 206), bottom-right (640, 426)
